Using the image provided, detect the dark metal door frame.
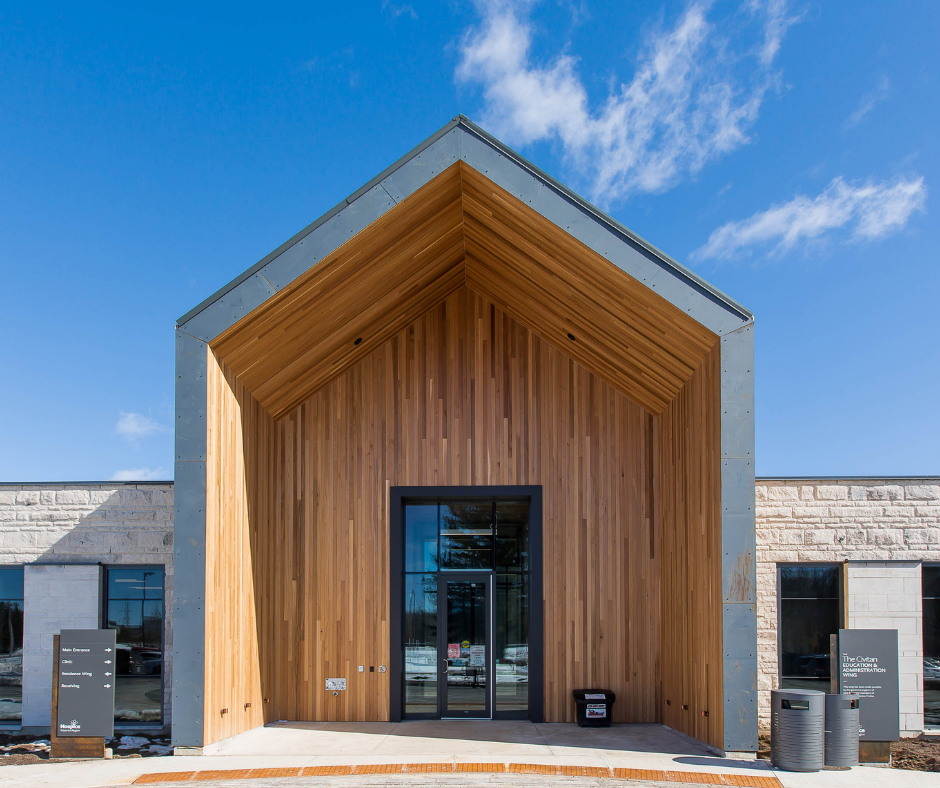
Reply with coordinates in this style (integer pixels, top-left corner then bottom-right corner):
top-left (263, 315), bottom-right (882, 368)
top-left (439, 572), bottom-right (493, 719)
top-left (389, 485), bottom-right (543, 723)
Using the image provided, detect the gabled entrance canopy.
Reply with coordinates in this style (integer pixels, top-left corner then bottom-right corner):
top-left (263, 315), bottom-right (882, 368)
top-left (173, 116), bottom-right (757, 756)
top-left (178, 117), bottom-right (749, 418)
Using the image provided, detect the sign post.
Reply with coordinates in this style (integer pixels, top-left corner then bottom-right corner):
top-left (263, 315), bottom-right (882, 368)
top-left (838, 629), bottom-right (899, 764)
top-left (51, 629), bottom-right (117, 759)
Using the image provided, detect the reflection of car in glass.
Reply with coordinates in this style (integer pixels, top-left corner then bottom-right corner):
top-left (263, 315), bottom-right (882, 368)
top-left (0, 650), bottom-right (23, 687)
top-left (116, 645), bottom-right (163, 675)
top-left (791, 654), bottom-right (830, 678)
top-left (925, 658), bottom-right (940, 682)
top-left (502, 645), bottom-right (528, 665)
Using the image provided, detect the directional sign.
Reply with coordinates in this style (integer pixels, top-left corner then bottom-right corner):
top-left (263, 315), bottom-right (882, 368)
top-left (56, 629), bottom-right (116, 738)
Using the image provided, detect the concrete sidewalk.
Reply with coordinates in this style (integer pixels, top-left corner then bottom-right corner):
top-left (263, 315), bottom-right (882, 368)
top-left (0, 722), bottom-right (937, 788)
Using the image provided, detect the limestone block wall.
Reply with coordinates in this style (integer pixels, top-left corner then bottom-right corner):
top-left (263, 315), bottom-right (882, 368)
top-left (846, 562), bottom-right (923, 734)
top-left (0, 483), bottom-right (174, 730)
top-left (21, 564), bottom-right (100, 727)
top-left (756, 478), bottom-right (940, 732)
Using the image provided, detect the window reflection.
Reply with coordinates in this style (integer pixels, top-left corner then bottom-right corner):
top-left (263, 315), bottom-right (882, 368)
top-left (495, 574), bottom-right (528, 711)
top-left (402, 498), bottom-right (531, 718)
top-left (440, 503), bottom-right (493, 570)
top-left (779, 565), bottom-right (839, 692)
top-left (106, 567), bottom-right (164, 724)
top-left (496, 503), bottom-right (528, 571)
top-left (404, 574), bottom-right (437, 714)
top-left (0, 568), bottom-right (24, 723)
top-left (924, 567), bottom-right (940, 726)
top-left (405, 505), bottom-right (438, 572)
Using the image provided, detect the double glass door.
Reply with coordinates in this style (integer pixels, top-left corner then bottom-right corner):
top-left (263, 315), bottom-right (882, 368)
top-left (441, 574), bottom-right (492, 718)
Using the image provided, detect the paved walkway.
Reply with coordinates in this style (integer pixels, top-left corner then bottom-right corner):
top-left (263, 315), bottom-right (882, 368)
top-left (0, 722), bottom-right (936, 788)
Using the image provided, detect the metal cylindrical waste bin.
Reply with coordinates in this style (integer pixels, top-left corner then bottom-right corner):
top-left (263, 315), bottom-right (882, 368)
top-left (770, 689), bottom-right (825, 772)
top-left (825, 694), bottom-right (860, 767)
top-left (572, 689), bottom-right (615, 727)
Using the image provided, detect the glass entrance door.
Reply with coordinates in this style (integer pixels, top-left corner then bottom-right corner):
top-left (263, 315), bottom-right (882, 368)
top-left (399, 495), bottom-right (535, 720)
top-left (441, 574), bottom-right (492, 718)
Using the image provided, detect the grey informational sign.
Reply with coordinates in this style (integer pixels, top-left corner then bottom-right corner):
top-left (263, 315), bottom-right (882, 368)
top-left (838, 629), bottom-right (899, 741)
top-left (56, 629), bottom-right (117, 738)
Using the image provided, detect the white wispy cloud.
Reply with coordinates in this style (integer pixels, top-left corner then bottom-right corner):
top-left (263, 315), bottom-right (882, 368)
top-left (748, 0), bottom-right (801, 66)
top-left (457, 0), bottom-right (797, 202)
top-left (115, 412), bottom-right (166, 440)
top-left (110, 467), bottom-right (170, 481)
top-left (844, 76), bottom-right (890, 130)
top-left (692, 175), bottom-right (927, 261)
top-left (382, 1), bottom-right (417, 20)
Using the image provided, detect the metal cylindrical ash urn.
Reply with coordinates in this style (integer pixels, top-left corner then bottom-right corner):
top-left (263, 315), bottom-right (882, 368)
top-left (824, 694), bottom-right (860, 767)
top-left (770, 689), bottom-right (825, 772)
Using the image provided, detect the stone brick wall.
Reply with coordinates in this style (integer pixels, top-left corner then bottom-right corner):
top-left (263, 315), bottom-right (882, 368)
top-left (0, 483), bottom-right (174, 731)
top-left (846, 562), bottom-right (923, 734)
top-left (21, 564), bottom-right (100, 727)
top-left (757, 478), bottom-right (940, 733)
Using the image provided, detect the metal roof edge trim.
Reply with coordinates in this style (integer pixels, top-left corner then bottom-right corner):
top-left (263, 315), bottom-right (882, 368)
top-left (4, 476), bottom-right (935, 486)
top-left (178, 114), bottom-right (753, 328)
top-left (454, 116), bottom-right (753, 323)
top-left (0, 480), bottom-right (174, 486)
top-left (176, 117), bottom-right (463, 327)
top-left (756, 476), bottom-right (940, 482)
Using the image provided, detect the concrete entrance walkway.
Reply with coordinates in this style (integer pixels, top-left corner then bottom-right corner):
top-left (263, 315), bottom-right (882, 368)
top-left (1, 722), bottom-right (936, 788)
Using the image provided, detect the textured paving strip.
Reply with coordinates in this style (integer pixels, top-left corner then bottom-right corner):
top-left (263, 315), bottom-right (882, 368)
top-left (131, 763), bottom-right (782, 787)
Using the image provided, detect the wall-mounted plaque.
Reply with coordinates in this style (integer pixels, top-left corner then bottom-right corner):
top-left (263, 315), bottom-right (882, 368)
top-left (325, 678), bottom-right (347, 691)
top-left (839, 629), bottom-right (899, 741)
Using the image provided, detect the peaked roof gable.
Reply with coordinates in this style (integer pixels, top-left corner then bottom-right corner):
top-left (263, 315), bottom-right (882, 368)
top-left (178, 117), bottom-right (753, 418)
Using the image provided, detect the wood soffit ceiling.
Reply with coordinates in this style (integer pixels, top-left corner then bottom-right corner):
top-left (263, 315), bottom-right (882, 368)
top-left (210, 162), bottom-right (719, 419)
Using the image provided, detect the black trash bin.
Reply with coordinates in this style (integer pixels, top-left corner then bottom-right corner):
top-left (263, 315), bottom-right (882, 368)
top-left (572, 689), bottom-right (616, 727)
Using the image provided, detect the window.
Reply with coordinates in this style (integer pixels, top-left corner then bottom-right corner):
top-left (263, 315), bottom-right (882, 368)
top-left (104, 566), bottom-right (165, 725)
top-left (923, 566), bottom-right (940, 726)
top-left (778, 564), bottom-right (841, 692)
top-left (402, 499), bottom-right (530, 716)
top-left (0, 568), bottom-right (24, 723)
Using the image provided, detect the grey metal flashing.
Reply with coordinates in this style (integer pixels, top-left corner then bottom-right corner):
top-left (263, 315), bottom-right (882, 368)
top-left (258, 183), bottom-right (397, 292)
top-left (719, 322), bottom-right (757, 753)
top-left (176, 118), bottom-right (464, 327)
top-left (457, 127), bottom-right (748, 336)
top-left (172, 329), bottom-right (208, 748)
top-left (180, 272), bottom-right (276, 344)
top-left (177, 116), bottom-right (752, 341)
top-left (453, 117), bottom-right (752, 323)
top-left (0, 481), bottom-right (173, 486)
top-left (756, 476), bottom-right (940, 482)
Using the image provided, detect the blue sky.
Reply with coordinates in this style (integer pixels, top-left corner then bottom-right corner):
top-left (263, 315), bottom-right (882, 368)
top-left (0, 0), bottom-right (937, 481)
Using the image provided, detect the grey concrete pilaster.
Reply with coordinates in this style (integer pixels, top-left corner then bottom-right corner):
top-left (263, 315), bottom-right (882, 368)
top-left (172, 330), bottom-right (208, 747)
top-left (719, 323), bottom-right (757, 752)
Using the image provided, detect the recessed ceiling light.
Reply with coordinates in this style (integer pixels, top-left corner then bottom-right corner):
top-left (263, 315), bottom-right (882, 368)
top-left (567, 333), bottom-right (576, 341)
top-left (354, 337), bottom-right (363, 346)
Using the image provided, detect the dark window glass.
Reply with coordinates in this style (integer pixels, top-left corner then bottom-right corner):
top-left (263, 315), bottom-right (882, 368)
top-left (495, 502), bottom-right (528, 572)
top-left (404, 574), bottom-right (438, 715)
top-left (495, 574), bottom-right (528, 711)
top-left (780, 565), bottom-right (839, 599)
top-left (779, 565), bottom-right (839, 692)
top-left (440, 503), bottom-right (493, 570)
top-left (105, 566), bottom-right (164, 724)
top-left (405, 505), bottom-right (439, 572)
top-left (0, 568), bottom-right (24, 600)
top-left (0, 568), bottom-right (24, 723)
top-left (923, 567), bottom-right (940, 726)
top-left (401, 498), bottom-right (530, 719)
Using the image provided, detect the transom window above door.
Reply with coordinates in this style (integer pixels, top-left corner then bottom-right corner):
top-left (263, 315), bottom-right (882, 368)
top-left (405, 501), bottom-right (528, 572)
